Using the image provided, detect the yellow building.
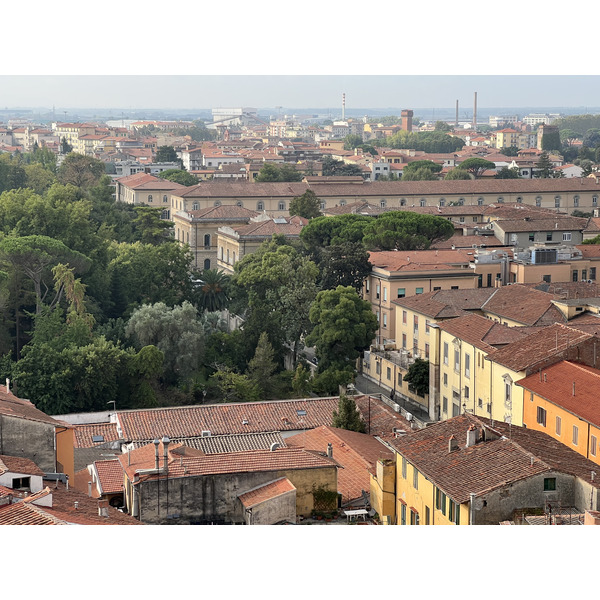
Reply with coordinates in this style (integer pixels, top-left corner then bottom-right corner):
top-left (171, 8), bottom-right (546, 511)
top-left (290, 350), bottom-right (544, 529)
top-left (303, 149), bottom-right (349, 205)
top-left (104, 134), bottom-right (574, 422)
top-left (519, 361), bottom-right (600, 466)
top-left (366, 250), bottom-right (479, 348)
top-left (216, 215), bottom-right (307, 274)
top-left (374, 413), bottom-right (600, 524)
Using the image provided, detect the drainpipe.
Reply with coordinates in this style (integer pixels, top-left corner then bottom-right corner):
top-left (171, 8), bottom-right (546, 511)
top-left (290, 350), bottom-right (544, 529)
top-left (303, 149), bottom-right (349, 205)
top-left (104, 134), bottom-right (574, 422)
top-left (469, 492), bottom-right (476, 525)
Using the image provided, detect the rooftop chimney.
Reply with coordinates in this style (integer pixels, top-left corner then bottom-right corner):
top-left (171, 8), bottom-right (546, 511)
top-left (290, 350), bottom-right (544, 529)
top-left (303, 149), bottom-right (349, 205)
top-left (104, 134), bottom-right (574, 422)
top-left (98, 499), bottom-right (109, 518)
top-left (162, 436), bottom-right (170, 471)
top-left (153, 438), bottom-right (160, 470)
top-left (448, 435), bottom-right (458, 452)
top-left (74, 501), bottom-right (79, 510)
top-left (327, 443), bottom-right (333, 458)
top-left (88, 481), bottom-right (92, 497)
top-left (5, 378), bottom-right (9, 393)
top-left (466, 424), bottom-right (478, 448)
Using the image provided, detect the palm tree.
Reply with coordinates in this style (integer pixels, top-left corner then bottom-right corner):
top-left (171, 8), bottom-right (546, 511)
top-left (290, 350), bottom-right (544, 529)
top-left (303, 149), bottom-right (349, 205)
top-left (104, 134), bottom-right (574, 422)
top-left (196, 268), bottom-right (230, 312)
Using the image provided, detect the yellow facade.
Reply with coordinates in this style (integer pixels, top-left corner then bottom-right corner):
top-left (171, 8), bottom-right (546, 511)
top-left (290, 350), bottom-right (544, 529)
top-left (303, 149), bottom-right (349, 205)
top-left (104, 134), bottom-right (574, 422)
top-left (522, 390), bottom-right (600, 467)
top-left (394, 453), bottom-right (469, 525)
top-left (55, 426), bottom-right (75, 481)
top-left (370, 459), bottom-right (396, 521)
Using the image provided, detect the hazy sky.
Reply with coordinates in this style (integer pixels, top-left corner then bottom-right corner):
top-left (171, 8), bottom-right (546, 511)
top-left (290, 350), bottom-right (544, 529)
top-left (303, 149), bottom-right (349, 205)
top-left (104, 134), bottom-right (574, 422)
top-left (4, 1), bottom-right (599, 111)
top-left (2, 75), bottom-right (600, 111)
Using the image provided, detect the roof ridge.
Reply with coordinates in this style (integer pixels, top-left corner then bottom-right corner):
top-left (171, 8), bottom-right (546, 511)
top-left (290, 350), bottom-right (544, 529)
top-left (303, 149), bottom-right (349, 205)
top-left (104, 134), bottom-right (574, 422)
top-left (565, 360), bottom-right (600, 380)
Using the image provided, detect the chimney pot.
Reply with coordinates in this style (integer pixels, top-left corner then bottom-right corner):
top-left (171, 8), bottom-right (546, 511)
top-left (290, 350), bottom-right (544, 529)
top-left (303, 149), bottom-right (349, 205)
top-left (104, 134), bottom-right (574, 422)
top-left (466, 424), bottom-right (478, 447)
top-left (327, 443), bottom-right (333, 458)
top-left (448, 435), bottom-right (458, 452)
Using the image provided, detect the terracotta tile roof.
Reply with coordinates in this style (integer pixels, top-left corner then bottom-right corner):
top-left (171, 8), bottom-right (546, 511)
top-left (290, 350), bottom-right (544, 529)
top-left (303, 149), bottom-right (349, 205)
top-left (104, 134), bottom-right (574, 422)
top-left (133, 180), bottom-right (187, 192)
top-left (74, 423), bottom-right (120, 448)
top-left (0, 455), bottom-right (45, 476)
top-left (184, 431), bottom-right (286, 453)
top-left (389, 413), bottom-right (600, 504)
top-left (584, 217), bottom-right (600, 233)
top-left (368, 249), bottom-right (475, 273)
top-left (115, 172), bottom-right (157, 186)
top-left (116, 397), bottom-right (342, 441)
top-left (353, 395), bottom-right (414, 440)
top-left (517, 361), bottom-right (600, 427)
top-left (526, 281), bottom-right (600, 299)
top-left (0, 501), bottom-right (66, 525)
top-left (94, 459), bottom-right (124, 494)
top-left (0, 389), bottom-right (64, 427)
top-left (121, 444), bottom-right (337, 482)
top-left (392, 288), bottom-right (496, 318)
top-left (181, 205), bottom-right (256, 221)
top-left (285, 425), bottom-right (394, 501)
top-left (431, 234), bottom-right (505, 250)
top-left (437, 313), bottom-right (527, 352)
top-left (486, 324), bottom-right (593, 372)
top-left (493, 217), bottom-right (588, 233)
top-left (176, 182), bottom-right (308, 199)
top-left (40, 480), bottom-right (142, 525)
top-left (238, 477), bottom-right (296, 508)
top-left (481, 285), bottom-right (567, 326)
top-left (228, 218), bottom-right (306, 239)
top-left (576, 244), bottom-right (600, 259)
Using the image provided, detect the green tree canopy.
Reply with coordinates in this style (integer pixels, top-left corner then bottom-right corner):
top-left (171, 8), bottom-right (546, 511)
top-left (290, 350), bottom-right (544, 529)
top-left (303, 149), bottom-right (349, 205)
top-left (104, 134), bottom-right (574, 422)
top-left (289, 189), bottom-right (322, 219)
top-left (132, 206), bottom-right (174, 245)
top-left (321, 155), bottom-right (364, 177)
top-left (155, 145), bottom-right (179, 163)
top-left (255, 162), bottom-right (304, 182)
top-left (456, 157), bottom-right (496, 178)
top-left (305, 285), bottom-right (377, 373)
top-left (444, 168), bottom-right (472, 180)
top-left (402, 160), bottom-right (443, 175)
top-left (317, 241), bottom-right (371, 294)
top-left (403, 358), bottom-right (430, 397)
top-left (535, 151), bottom-right (554, 178)
top-left (57, 153), bottom-right (106, 190)
top-left (332, 393), bottom-right (366, 432)
top-left (362, 211), bottom-right (455, 251)
top-left (195, 268), bottom-right (230, 312)
top-left (246, 332), bottom-right (278, 400)
top-left (158, 169), bottom-right (198, 186)
top-left (401, 167), bottom-right (439, 181)
top-left (495, 166), bottom-right (520, 179)
top-left (300, 213), bottom-right (373, 254)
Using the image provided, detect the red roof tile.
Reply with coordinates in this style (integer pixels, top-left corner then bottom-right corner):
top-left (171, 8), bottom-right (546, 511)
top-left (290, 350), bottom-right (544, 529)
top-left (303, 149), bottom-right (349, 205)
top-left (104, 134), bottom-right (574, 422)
top-left (238, 477), bottom-right (296, 508)
top-left (74, 423), bottom-right (120, 448)
top-left (94, 459), bottom-right (124, 494)
top-left (0, 455), bottom-right (45, 476)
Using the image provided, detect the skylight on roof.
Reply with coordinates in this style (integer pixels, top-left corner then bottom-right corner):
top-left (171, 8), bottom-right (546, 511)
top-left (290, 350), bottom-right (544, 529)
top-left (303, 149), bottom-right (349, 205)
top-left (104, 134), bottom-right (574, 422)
top-left (92, 435), bottom-right (105, 443)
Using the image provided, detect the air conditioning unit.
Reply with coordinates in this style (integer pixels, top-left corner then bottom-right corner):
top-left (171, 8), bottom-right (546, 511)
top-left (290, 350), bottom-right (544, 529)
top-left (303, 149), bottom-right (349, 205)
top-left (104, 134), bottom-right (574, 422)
top-left (405, 412), bottom-right (413, 422)
top-left (393, 403), bottom-right (401, 413)
top-left (201, 430), bottom-right (212, 437)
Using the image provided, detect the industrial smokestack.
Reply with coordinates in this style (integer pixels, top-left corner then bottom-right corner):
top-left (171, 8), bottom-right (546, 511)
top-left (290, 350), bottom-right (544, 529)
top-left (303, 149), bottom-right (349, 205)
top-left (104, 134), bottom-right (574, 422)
top-left (473, 92), bottom-right (477, 131)
top-left (342, 92), bottom-right (346, 121)
top-left (162, 436), bottom-right (170, 471)
top-left (153, 438), bottom-right (160, 470)
top-left (455, 99), bottom-right (459, 128)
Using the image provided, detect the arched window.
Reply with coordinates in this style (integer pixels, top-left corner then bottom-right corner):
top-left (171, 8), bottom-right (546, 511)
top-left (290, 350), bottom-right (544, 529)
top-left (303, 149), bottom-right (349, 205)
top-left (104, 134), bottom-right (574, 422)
top-left (555, 195), bottom-right (561, 208)
top-left (204, 258), bottom-right (211, 270)
top-left (320, 202), bottom-right (325, 210)
top-left (400, 198), bottom-right (406, 206)
top-left (257, 201), bottom-right (264, 211)
top-left (163, 195), bottom-right (168, 203)
top-left (214, 201), bottom-right (222, 207)
top-left (236, 201), bottom-right (243, 207)
top-left (516, 196), bottom-right (523, 203)
top-left (340, 200), bottom-right (346, 206)
top-left (593, 195), bottom-right (598, 207)
top-left (278, 201), bottom-right (285, 211)
top-left (477, 197), bottom-right (484, 205)
top-left (497, 196), bottom-right (504, 203)
top-left (380, 199), bottom-right (386, 208)
top-left (458, 198), bottom-right (465, 206)
top-left (573, 195), bottom-right (580, 207)
top-left (192, 202), bottom-right (199, 210)
top-left (148, 194), bottom-right (153, 202)
top-left (439, 198), bottom-right (446, 207)
top-left (204, 234), bottom-right (211, 249)
top-left (227, 249), bottom-right (230, 264)
top-left (536, 196), bottom-right (542, 207)
top-left (420, 199), bottom-right (426, 207)
top-left (220, 246), bottom-right (224, 260)
top-left (186, 232), bottom-right (189, 244)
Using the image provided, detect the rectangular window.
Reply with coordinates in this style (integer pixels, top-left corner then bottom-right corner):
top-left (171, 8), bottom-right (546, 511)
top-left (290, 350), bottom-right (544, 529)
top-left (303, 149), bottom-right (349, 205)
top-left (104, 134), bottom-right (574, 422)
top-left (544, 478), bottom-right (556, 491)
top-left (590, 267), bottom-right (596, 280)
top-left (416, 288), bottom-right (423, 295)
top-left (11, 477), bottom-right (31, 490)
top-left (443, 373), bottom-right (448, 386)
top-left (402, 457), bottom-right (407, 479)
top-left (486, 403), bottom-right (491, 414)
top-left (464, 386), bottom-right (469, 400)
top-left (563, 232), bottom-right (572, 242)
top-left (413, 466), bottom-right (419, 490)
top-left (478, 398), bottom-right (483, 408)
top-left (536, 406), bottom-right (547, 427)
top-left (591, 435), bottom-right (597, 457)
top-left (465, 354), bottom-right (470, 378)
top-left (449, 500), bottom-right (454, 522)
top-left (455, 503), bottom-right (460, 525)
top-left (376, 284), bottom-right (380, 299)
top-left (425, 320), bottom-right (430, 334)
top-left (366, 279), bottom-right (370, 293)
top-left (573, 270), bottom-right (578, 282)
top-left (528, 233), bottom-right (534, 242)
top-left (573, 425), bottom-right (579, 446)
top-left (454, 349), bottom-right (460, 372)
top-left (397, 372), bottom-right (403, 385)
top-left (425, 343), bottom-right (430, 359)
top-left (410, 509), bottom-right (419, 525)
top-left (397, 287), bottom-right (405, 298)
top-left (386, 366), bottom-right (391, 380)
top-left (425, 506), bottom-right (430, 525)
top-left (400, 502), bottom-right (407, 525)
top-left (487, 273), bottom-right (492, 287)
top-left (402, 310), bottom-right (407, 324)
top-left (442, 396), bottom-right (448, 414)
top-left (413, 315), bottom-right (419, 330)
top-left (443, 342), bottom-right (449, 365)
top-left (383, 287), bottom-right (388, 301)
top-left (546, 232), bottom-right (552, 241)
top-left (402, 334), bottom-right (407, 349)
top-left (383, 314), bottom-right (387, 328)
top-left (556, 416), bottom-right (561, 436)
